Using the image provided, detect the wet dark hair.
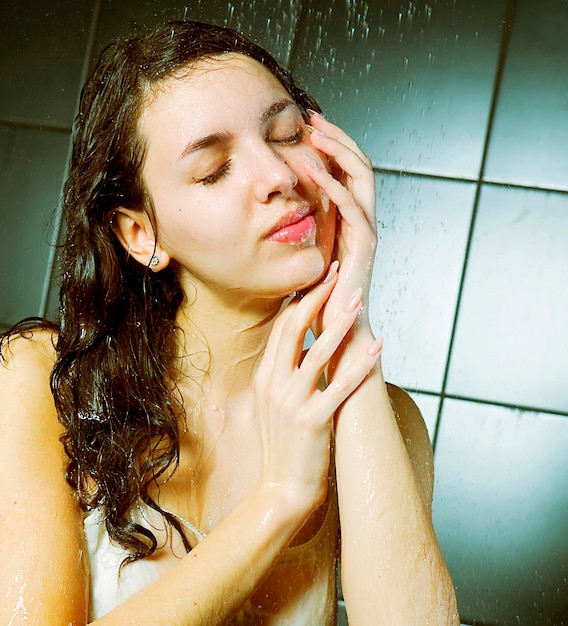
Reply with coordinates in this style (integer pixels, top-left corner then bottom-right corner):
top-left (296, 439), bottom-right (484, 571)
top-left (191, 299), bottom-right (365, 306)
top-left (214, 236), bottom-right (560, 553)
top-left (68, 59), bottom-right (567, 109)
top-left (2, 20), bottom-right (321, 563)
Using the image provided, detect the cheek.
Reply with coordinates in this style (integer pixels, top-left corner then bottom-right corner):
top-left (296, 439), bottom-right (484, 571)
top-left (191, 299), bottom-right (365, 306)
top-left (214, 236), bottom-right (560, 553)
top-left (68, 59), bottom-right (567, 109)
top-left (317, 203), bottom-right (337, 259)
top-left (303, 142), bottom-right (329, 171)
top-left (155, 191), bottom-right (226, 243)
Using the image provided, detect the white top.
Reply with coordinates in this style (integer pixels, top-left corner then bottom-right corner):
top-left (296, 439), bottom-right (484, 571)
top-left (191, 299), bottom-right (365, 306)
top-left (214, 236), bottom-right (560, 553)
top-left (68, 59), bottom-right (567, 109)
top-left (84, 504), bottom-right (206, 619)
top-left (84, 498), bottom-right (338, 624)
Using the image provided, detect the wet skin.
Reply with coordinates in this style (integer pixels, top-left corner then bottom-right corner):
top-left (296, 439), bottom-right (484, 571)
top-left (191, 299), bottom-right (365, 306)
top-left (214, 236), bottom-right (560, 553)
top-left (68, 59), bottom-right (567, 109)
top-left (133, 54), bottom-right (338, 309)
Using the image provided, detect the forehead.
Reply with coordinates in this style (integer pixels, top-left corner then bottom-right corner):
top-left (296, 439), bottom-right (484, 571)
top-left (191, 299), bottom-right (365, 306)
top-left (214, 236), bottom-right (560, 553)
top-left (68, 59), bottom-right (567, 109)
top-left (141, 53), bottom-right (292, 123)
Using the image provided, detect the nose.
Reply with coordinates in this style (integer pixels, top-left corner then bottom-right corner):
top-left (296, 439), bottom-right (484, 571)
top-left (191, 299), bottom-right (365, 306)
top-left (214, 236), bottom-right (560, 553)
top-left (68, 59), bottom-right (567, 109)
top-left (252, 144), bottom-right (299, 203)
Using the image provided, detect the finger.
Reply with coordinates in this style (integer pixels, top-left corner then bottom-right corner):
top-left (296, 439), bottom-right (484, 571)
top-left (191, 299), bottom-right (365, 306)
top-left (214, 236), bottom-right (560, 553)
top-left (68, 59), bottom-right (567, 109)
top-left (318, 337), bottom-right (383, 417)
top-left (308, 133), bottom-right (375, 218)
top-left (299, 288), bottom-right (363, 385)
top-left (307, 125), bottom-right (372, 180)
top-left (270, 268), bottom-right (338, 374)
top-left (308, 111), bottom-right (372, 168)
top-left (304, 157), bottom-right (375, 235)
top-left (259, 262), bottom-right (338, 382)
top-left (312, 133), bottom-right (373, 182)
top-left (255, 300), bottom-right (296, 385)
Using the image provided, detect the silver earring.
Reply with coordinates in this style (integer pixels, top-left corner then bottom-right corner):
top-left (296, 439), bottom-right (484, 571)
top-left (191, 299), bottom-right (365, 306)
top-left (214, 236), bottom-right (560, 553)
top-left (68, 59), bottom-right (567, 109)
top-left (150, 255), bottom-right (159, 267)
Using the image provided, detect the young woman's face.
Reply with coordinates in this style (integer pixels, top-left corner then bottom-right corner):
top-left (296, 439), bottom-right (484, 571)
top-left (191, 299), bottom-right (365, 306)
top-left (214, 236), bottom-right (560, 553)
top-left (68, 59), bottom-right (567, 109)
top-left (138, 54), bottom-right (336, 305)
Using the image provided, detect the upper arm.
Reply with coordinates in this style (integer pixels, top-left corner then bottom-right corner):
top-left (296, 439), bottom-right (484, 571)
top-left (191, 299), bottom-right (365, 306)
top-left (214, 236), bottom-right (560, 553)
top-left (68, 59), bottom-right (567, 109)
top-left (0, 332), bottom-right (88, 624)
top-left (386, 383), bottom-right (435, 515)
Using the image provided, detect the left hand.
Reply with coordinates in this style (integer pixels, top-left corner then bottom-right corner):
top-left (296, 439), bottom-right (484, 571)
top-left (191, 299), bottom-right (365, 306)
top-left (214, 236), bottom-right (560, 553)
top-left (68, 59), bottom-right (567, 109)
top-left (303, 112), bottom-right (377, 338)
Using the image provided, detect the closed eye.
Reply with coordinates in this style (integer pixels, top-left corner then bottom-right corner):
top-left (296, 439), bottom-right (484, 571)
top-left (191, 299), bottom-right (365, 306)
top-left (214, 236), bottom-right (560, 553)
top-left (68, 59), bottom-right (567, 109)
top-left (269, 129), bottom-right (304, 146)
top-left (198, 161), bottom-right (231, 185)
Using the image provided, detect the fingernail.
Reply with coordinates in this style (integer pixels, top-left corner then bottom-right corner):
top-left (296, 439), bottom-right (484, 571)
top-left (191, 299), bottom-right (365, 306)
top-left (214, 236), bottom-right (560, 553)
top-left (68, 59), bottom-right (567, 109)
top-left (323, 260), bottom-right (339, 283)
top-left (306, 124), bottom-right (325, 138)
top-left (367, 338), bottom-right (383, 356)
top-left (303, 154), bottom-right (323, 170)
top-left (344, 287), bottom-right (363, 312)
top-left (307, 108), bottom-right (325, 120)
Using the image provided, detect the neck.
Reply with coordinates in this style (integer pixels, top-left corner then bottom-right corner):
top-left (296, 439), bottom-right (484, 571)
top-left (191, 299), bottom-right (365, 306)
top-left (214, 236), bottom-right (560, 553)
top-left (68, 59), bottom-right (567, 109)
top-left (173, 286), bottom-right (286, 404)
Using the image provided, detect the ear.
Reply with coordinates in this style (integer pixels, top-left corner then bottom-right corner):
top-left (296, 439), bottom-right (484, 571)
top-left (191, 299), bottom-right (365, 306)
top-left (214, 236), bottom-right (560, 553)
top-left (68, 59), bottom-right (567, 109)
top-left (111, 208), bottom-right (170, 271)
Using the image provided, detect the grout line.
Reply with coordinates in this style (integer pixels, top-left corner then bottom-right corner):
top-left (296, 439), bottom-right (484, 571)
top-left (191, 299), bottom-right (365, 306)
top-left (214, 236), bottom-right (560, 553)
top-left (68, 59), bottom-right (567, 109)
top-left (38, 0), bottom-right (102, 319)
top-left (286, 0), bottom-right (306, 75)
top-left (405, 388), bottom-right (568, 420)
top-left (78, 0), bottom-right (103, 90)
top-left (0, 118), bottom-right (71, 134)
top-left (372, 166), bottom-right (568, 197)
top-left (374, 168), bottom-right (477, 184)
top-left (431, 0), bottom-right (519, 453)
top-left (478, 178), bottom-right (568, 195)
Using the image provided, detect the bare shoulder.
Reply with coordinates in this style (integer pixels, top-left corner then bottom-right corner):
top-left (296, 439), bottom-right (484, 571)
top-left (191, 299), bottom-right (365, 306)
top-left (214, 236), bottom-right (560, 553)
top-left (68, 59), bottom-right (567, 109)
top-left (1, 325), bottom-right (57, 370)
top-left (0, 327), bottom-right (59, 434)
top-left (0, 329), bottom-right (88, 623)
top-left (0, 328), bottom-right (60, 445)
top-left (386, 383), bottom-right (434, 513)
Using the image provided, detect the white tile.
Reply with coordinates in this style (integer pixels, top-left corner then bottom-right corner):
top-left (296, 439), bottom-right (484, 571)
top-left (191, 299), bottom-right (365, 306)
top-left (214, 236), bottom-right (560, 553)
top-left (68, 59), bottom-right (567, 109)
top-left (447, 185), bottom-right (568, 412)
top-left (408, 391), bottom-right (440, 442)
top-left (433, 399), bottom-right (568, 625)
top-left (369, 173), bottom-right (474, 392)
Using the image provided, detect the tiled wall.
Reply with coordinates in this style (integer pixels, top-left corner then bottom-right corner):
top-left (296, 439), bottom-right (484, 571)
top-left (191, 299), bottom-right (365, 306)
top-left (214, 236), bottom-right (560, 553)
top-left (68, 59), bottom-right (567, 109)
top-left (1, 1), bottom-right (567, 624)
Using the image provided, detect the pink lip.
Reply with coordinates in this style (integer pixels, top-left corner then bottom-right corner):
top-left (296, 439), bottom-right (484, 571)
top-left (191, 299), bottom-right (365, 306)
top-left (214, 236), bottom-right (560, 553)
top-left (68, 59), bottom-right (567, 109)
top-left (267, 207), bottom-right (317, 244)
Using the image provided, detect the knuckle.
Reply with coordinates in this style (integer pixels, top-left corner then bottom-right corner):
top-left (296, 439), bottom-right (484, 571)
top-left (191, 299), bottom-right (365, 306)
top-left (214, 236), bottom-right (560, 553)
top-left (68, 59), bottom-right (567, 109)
top-left (330, 376), bottom-right (352, 396)
top-left (265, 383), bottom-right (283, 405)
top-left (254, 369), bottom-right (267, 388)
top-left (368, 231), bottom-right (378, 251)
top-left (307, 339), bottom-right (329, 364)
top-left (283, 316), bottom-right (302, 338)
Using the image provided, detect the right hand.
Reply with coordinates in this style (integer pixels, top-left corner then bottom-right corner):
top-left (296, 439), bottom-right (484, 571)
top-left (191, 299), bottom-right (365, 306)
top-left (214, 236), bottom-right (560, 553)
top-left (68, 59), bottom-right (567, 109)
top-left (253, 264), bottom-right (382, 514)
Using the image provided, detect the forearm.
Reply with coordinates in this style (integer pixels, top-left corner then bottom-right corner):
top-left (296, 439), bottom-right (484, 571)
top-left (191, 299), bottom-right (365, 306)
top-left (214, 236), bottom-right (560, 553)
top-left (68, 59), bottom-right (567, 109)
top-left (94, 485), bottom-right (304, 625)
top-left (332, 334), bottom-right (459, 625)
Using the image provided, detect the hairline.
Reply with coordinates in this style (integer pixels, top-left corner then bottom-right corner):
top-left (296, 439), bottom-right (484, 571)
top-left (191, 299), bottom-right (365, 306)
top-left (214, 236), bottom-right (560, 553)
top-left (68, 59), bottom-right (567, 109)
top-left (134, 52), bottom-right (302, 233)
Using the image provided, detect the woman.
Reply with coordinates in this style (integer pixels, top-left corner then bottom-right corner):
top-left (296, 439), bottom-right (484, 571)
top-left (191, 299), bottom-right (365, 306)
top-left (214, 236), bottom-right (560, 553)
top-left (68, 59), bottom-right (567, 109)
top-left (0, 20), bottom-right (458, 625)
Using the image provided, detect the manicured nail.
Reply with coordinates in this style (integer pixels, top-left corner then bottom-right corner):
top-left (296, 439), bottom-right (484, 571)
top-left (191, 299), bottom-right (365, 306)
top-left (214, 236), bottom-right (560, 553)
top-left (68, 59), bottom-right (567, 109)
top-left (323, 260), bottom-right (339, 283)
top-left (305, 124), bottom-right (322, 133)
top-left (344, 287), bottom-right (363, 312)
top-left (307, 108), bottom-right (325, 120)
top-left (306, 124), bottom-right (325, 138)
top-left (367, 338), bottom-right (383, 356)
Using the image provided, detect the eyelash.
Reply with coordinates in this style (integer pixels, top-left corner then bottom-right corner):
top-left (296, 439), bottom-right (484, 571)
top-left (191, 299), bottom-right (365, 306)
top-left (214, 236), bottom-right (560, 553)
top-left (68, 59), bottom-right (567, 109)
top-left (271, 129), bottom-right (304, 145)
top-left (199, 129), bottom-right (304, 186)
top-left (200, 161), bottom-right (231, 186)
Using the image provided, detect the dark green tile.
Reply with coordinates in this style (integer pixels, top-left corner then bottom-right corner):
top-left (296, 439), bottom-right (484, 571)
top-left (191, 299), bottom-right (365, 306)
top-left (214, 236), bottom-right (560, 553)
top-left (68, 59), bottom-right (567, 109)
top-left (0, 0), bottom-right (94, 127)
top-left (0, 125), bottom-right (69, 326)
top-left (485, 0), bottom-right (568, 191)
top-left (93, 0), bottom-right (299, 67)
top-left (290, 0), bottom-right (507, 178)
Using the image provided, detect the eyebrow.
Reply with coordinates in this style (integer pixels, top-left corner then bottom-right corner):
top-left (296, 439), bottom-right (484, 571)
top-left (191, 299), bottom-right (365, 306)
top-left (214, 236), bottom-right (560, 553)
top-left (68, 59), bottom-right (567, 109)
top-left (259, 99), bottom-right (298, 123)
top-left (177, 99), bottom-right (298, 162)
top-left (177, 132), bottom-right (230, 161)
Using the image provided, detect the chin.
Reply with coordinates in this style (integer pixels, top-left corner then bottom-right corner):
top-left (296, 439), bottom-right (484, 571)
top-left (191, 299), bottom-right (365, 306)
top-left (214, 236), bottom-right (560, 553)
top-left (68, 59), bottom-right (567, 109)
top-left (264, 237), bottom-right (334, 296)
top-left (287, 255), bottom-right (329, 293)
